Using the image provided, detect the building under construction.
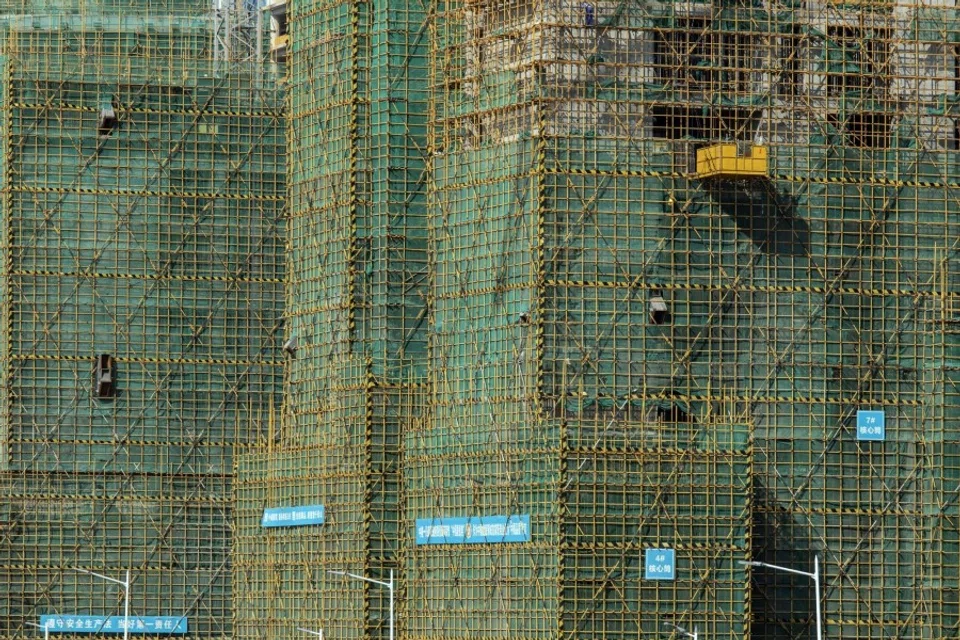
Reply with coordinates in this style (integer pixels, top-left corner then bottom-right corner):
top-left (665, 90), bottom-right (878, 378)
top-left (0, 0), bottom-right (285, 637)
top-left (2, 0), bottom-right (959, 640)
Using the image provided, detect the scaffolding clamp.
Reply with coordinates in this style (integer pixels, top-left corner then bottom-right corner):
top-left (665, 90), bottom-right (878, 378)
top-left (695, 143), bottom-right (768, 180)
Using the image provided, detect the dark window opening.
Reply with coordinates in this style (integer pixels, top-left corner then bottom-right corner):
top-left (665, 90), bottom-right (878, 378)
top-left (721, 32), bottom-right (754, 94)
top-left (778, 27), bottom-right (803, 97)
top-left (651, 404), bottom-right (691, 423)
top-left (954, 45), bottom-right (960, 96)
top-left (714, 107), bottom-right (760, 141)
top-left (653, 18), bottom-right (718, 90)
top-left (831, 112), bottom-right (892, 148)
top-left (652, 106), bottom-right (705, 139)
top-left (651, 105), bottom-right (759, 141)
top-left (826, 27), bottom-right (892, 97)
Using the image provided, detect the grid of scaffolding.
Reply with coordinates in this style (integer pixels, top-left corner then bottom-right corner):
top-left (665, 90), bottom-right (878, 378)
top-left (421, 0), bottom-right (960, 638)
top-left (0, 7), bottom-right (285, 639)
top-left (6, 0), bottom-right (959, 639)
top-left (232, 0), bottom-right (429, 637)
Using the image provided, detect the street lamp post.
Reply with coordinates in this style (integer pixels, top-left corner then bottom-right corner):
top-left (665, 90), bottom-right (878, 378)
top-left (327, 570), bottom-right (394, 640)
top-left (75, 569), bottom-right (131, 640)
top-left (298, 628), bottom-right (324, 640)
top-left (663, 622), bottom-right (698, 640)
top-left (25, 621), bottom-right (50, 640)
top-left (739, 555), bottom-right (822, 640)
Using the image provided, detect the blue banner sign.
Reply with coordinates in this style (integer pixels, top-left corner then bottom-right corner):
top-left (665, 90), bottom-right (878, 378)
top-left (644, 548), bottom-right (676, 580)
top-left (39, 616), bottom-right (187, 635)
top-left (416, 515), bottom-right (531, 545)
top-left (261, 504), bottom-right (325, 528)
top-left (856, 410), bottom-right (885, 441)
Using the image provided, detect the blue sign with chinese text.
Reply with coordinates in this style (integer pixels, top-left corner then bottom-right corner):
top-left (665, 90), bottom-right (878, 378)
top-left (261, 505), bottom-right (326, 528)
top-left (856, 410), bottom-right (885, 441)
top-left (644, 548), bottom-right (676, 580)
top-left (416, 515), bottom-right (531, 545)
top-left (39, 616), bottom-right (187, 635)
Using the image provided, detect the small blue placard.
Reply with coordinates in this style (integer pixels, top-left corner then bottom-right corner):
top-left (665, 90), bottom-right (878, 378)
top-left (261, 504), bottom-right (325, 528)
top-left (416, 515), bottom-right (531, 545)
top-left (644, 548), bottom-right (676, 580)
top-left (856, 410), bottom-right (886, 441)
top-left (39, 616), bottom-right (187, 635)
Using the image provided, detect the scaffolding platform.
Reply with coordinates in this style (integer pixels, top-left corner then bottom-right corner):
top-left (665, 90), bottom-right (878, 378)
top-left (695, 143), bottom-right (769, 180)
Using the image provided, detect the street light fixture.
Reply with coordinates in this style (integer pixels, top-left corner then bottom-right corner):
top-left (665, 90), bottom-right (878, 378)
top-left (327, 570), bottom-right (394, 640)
top-left (74, 569), bottom-right (131, 640)
top-left (298, 628), bottom-right (324, 639)
top-left (663, 622), bottom-right (698, 640)
top-left (739, 555), bottom-right (822, 640)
